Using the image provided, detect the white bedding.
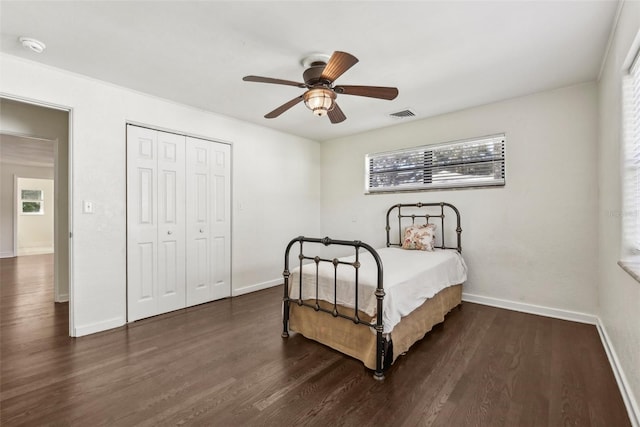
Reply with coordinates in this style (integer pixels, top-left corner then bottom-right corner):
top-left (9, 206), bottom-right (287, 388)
top-left (288, 247), bottom-right (467, 334)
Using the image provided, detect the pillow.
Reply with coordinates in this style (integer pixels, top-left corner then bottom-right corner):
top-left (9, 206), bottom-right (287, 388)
top-left (402, 223), bottom-right (437, 251)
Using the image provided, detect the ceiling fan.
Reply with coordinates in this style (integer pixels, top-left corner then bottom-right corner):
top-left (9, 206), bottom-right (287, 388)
top-left (242, 51), bottom-right (399, 124)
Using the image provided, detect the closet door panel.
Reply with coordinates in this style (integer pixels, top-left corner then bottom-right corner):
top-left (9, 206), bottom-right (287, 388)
top-left (127, 125), bottom-right (159, 321)
top-left (157, 132), bottom-right (186, 313)
top-left (186, 138), bottom-right (231, 304)
top-left (211, 143), bottom-right (231, 300)
top-left (186, 139), bottom-right (213, 306)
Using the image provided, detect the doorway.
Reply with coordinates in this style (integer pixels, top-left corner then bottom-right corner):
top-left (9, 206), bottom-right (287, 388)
top-left (0, 97), bottom-right (72, 334)
top-left (16, 177), bottom-right (55, 256)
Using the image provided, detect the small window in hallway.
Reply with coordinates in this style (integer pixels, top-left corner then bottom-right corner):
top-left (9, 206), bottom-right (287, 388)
top-left (21, 189), bottom-right (44, 215)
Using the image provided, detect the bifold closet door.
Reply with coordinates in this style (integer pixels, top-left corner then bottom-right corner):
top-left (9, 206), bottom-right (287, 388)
top-left (186, 137), bottom-right (231, 306)
top-left (127, 125), bottom-right (186, 322)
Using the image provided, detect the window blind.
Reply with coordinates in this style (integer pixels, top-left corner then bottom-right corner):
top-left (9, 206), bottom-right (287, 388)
top-left (366, 134), bottom-right (505, 193)
top-left (623, 47), bottom-right (640, 252)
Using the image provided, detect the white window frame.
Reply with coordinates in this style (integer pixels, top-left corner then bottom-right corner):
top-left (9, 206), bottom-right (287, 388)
top-left (622, 42), bottom-right (640, 255)
top-left (20, 189), bottom-right (45, 215)
top-left (365, 134), bottom-right (506, 194)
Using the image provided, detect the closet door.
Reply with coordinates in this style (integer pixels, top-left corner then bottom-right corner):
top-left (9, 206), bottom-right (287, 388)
top-left (127, 125), bottom-right (186, 321)
top-left (186, 137), bottom-right (231, 305)
top-left (156, 131), bottom-right (186, 313)
top-left (127, 126), bottom-right (159, 321)
top-left (210, 142), bottom-right (231, 300)
top-left (186, 138), bottom-right (212, 306)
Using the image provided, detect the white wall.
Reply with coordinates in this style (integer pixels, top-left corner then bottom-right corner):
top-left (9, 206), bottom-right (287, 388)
top-left (0, 163), bottom-right (53, 256)
top-left (17, 177), bottom-right (54, 255)
top-left (597, 0), bottom-right (640, 421)
top-left (0, 53), bottom-right (321, 336)
top-left (321, 82), bottom-right (599, 316)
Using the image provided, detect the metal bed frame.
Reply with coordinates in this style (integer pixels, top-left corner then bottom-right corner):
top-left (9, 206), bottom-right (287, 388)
top-left (281, 202), bottom-right (462, 380)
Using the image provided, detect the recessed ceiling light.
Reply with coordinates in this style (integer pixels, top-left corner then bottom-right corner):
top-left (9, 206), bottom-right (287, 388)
top-left (19, 37), bottom-right (46, 54)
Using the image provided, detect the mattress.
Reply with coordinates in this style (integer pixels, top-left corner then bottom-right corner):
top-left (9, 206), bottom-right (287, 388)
top-left (289, 247), bottom-right (467, 334)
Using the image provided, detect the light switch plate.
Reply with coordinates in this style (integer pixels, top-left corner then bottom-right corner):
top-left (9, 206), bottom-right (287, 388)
top-left (83, 200), bottom-right (93, 214)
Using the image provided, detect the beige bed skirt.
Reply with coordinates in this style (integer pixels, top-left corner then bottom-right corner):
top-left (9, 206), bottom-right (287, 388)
top-left (289, 284), bottom-right (462, 370)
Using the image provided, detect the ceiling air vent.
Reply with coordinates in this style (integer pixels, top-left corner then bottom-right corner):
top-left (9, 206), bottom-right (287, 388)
top-left (389, 109), bottom-right (416, 119)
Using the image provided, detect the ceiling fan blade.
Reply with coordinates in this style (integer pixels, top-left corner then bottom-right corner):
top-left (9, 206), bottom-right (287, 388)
top-left (243, 75), bottom-right (306, 88)
top-left (328, 103), bottom-right (346, 124)
top-left (264, 95), bottom-right (305, 119)
top-left (320, 51), bottom-right (359, 83)
top-left (334, 85), bottom-right (399, 100)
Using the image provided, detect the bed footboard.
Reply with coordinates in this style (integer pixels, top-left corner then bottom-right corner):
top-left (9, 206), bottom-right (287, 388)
top-left (282, 236), bottom-right (387, 380)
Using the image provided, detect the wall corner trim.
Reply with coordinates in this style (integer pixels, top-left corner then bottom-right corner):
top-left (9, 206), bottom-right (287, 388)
top-left (73, 316), bottom-right (125, 337)
top-left (596, 0), bottom-right (626, 81)
top-left (596, 318), bottom-right (640, 427)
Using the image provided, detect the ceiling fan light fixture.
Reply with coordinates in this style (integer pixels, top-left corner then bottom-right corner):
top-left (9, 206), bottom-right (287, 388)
top-left (243, 50), bottom-right (398, 123)
top-left (303, 88), bottom-right (336, 117)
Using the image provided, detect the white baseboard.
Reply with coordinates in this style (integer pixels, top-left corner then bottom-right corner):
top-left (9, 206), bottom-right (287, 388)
top-left (0, 251), bottom-right (15, 258)
top-left (17, 246), bottom-right (54, 256)
top-left (55, 293), bottom-right (69, 303)
top-left (596, 319), bottom-right (640, 427)
top-left (232, 278), bottom-right (281, 297)
top-left (73, 316), bottom-right (125, 337)
top-left (461, 292), bottom-right (598, 324)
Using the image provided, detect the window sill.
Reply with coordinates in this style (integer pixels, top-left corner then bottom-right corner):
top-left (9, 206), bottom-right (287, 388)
top-left (618, 260), bottom-right (640, 284)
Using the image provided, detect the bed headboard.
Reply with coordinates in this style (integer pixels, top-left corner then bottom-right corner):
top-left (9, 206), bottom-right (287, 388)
top-left (385, 202), bottom-right (462, 252)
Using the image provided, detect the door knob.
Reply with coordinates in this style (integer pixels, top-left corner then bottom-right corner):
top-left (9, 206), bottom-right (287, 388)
top-left (167, 230), bottom-right (172, 235)
top-left (199, 228), bottom-right (204, 233)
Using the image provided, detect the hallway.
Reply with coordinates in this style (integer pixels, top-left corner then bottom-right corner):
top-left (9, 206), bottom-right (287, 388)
top-left (1, 254), bottom-right (69, 360)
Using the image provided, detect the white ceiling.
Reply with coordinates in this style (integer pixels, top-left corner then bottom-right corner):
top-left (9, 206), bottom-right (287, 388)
top-left (0, 1), bottom-right (619, 142)
top-left (0, 133), bottom-right (55, 168)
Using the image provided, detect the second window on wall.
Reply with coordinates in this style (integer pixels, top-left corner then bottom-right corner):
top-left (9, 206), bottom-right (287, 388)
top-left (21, 189), bottom-right (44, 214)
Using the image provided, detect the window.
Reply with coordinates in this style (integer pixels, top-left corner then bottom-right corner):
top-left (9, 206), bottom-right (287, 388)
top-left (365, 134), bottom-right (505, 193)
top-left (623, 45), bottom-right (640, 254)
top-left (21, 189), bottom-right (44, 215)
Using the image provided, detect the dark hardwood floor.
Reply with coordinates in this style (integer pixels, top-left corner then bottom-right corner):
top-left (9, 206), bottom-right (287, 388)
top-left (0, 255), bottom-right (631, 426)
